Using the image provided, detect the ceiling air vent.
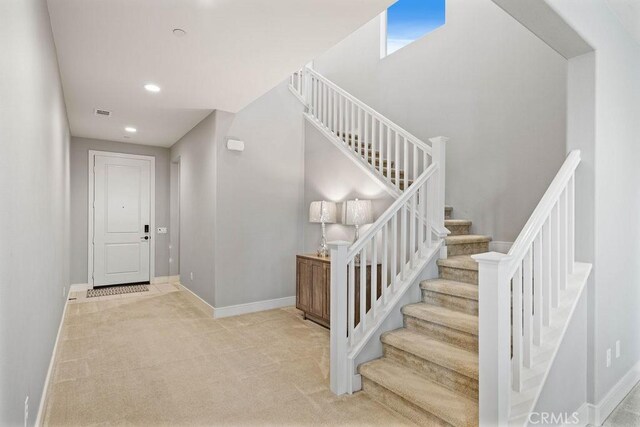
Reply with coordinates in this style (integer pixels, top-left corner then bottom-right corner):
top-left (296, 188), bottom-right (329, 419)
top-left (94, 108), bottom-right (112, 117)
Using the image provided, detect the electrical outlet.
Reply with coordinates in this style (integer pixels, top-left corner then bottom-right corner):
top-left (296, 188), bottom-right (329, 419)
top-left (190, 272), bottom-right (194, 281)
top-left (606, 348), bottom-right (612, 367)
top-left (24, 395), bottom-right (29, 427)
top-left (616, 341), bottom-right (621, 358)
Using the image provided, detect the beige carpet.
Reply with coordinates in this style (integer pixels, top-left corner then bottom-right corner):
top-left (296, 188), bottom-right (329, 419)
top-left (43, 290), bottom-right (414, 426)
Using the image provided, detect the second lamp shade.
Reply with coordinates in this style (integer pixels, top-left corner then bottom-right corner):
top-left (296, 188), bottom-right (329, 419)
top-left (343, 199), bottom-right (373, 226)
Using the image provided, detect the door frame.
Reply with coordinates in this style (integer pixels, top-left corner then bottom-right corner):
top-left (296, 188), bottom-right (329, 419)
top-left (88, 150), bottom-right (156, 286)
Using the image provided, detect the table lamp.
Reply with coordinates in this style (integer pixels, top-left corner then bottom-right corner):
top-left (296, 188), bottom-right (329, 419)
top-left (309, 200), bottom-right (337, 257)
top-left (344, 199), bottom-right (373, 263)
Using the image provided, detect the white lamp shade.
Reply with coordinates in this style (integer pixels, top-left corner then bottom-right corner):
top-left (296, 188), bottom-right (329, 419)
top-left (309, 201), bottom-right (337, 223)
top-left (343, 199), bottom-right (373, 226)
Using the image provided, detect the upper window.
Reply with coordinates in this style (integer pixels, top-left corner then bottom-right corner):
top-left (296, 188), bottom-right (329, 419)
top-left (384, 0), bottom-right (446, 56)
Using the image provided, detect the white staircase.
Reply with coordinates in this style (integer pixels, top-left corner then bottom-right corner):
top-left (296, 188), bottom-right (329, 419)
top-left (289, 66), bottom-right (449, 395)
top-left (291, 67), bottom-right (592, 425)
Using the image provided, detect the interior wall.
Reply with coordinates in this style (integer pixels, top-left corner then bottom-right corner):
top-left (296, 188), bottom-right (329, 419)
top-left (539, 0), bottom-right (640, 408)
top-left (313, 0), bottom-right (568, 242)
top-left (170, 112), bottom-right (218, 306)
top-left (212, 82), bottom-right (305, 308)
top-left (0, 0), bottom-right (70, 423)
top-left (169, 82), bottom-right (306, 309)
top-left (303, 121), bottom-right (394, 253)
top-left (69, 137), bottom-right (171, 283)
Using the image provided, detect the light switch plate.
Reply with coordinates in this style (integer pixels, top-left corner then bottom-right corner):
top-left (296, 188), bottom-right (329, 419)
top-left (157, 227), bottom-right (168, 234)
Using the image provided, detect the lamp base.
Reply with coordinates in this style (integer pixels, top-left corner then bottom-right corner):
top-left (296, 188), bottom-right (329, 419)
top-left (317, 245), bottom-right (329, 258)
top-left (317, 223), bottom-right (329, 257)
top-left (353, 225), bottom-right (361, 264)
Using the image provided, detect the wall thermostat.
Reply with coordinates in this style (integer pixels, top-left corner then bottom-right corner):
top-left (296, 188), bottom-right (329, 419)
top-left (226, 138), bottom-right (244, 152)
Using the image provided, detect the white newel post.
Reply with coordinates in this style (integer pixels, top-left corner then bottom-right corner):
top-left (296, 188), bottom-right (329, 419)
top-left (430, 136), bottom-right (448, 228)
top-left (329, 241), bottom-right (350, 395)
top-left (472, 252), bottom-right (511, 426)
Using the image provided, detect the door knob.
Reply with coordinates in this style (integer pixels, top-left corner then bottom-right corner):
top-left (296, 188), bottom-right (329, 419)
top-left (141, 236), bottom-right (149, 240)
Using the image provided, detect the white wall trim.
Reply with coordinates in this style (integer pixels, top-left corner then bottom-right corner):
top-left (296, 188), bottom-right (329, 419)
top-left (35, 288), bottom-right (72, 426)
top-left (69, 283), bottom-right (92, 292)
top-left (586, 360), bottom-right (640, 425)
top-left (176, 283), bottom-right (215, 317)
top-left (88, 150), bottom-right (156, 286)
top-left (176, 284), bottom-right (296, 319)
top-left (213, 296), bottom-right (297, 319)
top-left (489, 241), bottom-right (513, 253)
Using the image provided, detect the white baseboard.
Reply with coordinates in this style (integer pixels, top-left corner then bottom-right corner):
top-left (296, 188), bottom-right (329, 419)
top-left (69, 283), bottom-right (91, 292)
top-left (35, 288), bottom-right (72, 426)
top-left (489, 241), bottom-right (513, 253)
top-left (176, 283), bottom-right (215, 317)
top-left (587, 360), bottom-right (640, 425)
top-left (213, 296), bottom-right (296, 319)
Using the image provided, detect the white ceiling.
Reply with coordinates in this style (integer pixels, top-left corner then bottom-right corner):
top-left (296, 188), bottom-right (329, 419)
top-left (48, 0), bottom-right (393, 147)
top-left (606, 0), bottom-right (640, 46)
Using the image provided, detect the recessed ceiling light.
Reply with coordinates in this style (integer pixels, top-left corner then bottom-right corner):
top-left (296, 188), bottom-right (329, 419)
top-left (173, 28), bottom-right (186, 37)
top-left (144, 83), bottom-right (161, 93)
top-left (125, 127), bottom-right (137, 133)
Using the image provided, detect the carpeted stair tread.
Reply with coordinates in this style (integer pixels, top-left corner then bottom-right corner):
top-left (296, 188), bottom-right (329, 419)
top-left (437, 255), bottom-right (479, 271)
top-left (445, 219), bottom-right (472, 226)
top-left (359, 358), bottom-right (478, 427)
top-left (421, 279), bottom-right (478, 301)
top-left (381, 329), bottom-right (478, 379)
top-left (402, 303), bottom-right (478, 336)
top-left (445, 235), bottom-right (492, 245)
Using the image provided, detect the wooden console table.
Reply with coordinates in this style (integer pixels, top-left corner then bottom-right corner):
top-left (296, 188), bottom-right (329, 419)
top-left (296, 254), bottom-right (382, 328)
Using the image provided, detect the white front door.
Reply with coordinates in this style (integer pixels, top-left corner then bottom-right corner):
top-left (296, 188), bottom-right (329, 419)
top-left (92, 154), bottom-right (151, 286)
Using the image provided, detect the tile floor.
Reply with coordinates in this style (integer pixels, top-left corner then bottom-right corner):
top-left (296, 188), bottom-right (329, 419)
top-left (42, 284), bottom-right (414, 426)
top-left (604, 381), bottom-right (640, 426)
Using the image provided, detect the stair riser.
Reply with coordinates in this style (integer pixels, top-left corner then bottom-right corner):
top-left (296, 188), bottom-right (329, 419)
top-left (384, 345), bottom-right (478, 400)
top-left (446, 224), bottom-right (470, 236)
top-left (361, 378), bottom-right (452, 427)
top-left (447, 242), bottom-right (489, 257)
top-left (438, 266), bottom-right (478, 285)
top-left (404, 316), bottom-right (478, 353)
top-left (422, 290), bottom-right (478, 316)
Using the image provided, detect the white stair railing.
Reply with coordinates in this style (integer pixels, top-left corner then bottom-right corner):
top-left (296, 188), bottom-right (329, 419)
top-left (291, 66), bottom-right (448, 396)
top-left (329, 157), bottom-right (445, 395)
top-left (291, 67), bottom-right (434, 196)
top-left (473, 150), bottom-right (588, 425)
